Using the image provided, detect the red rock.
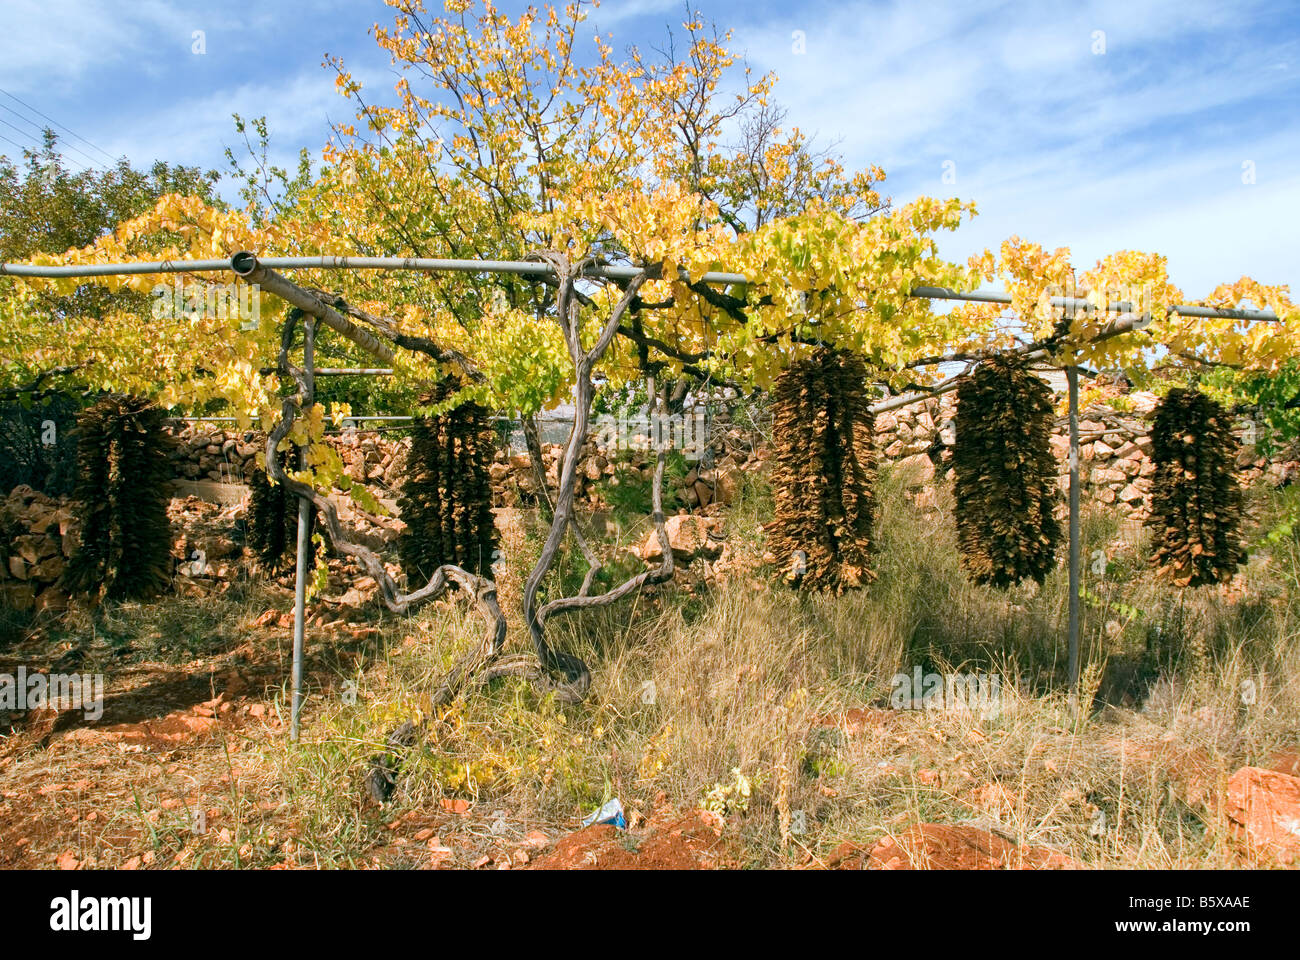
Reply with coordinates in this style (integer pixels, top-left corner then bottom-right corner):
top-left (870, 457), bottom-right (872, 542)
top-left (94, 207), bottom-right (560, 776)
top-left (811, 707), bottom-right (893, 736)
top-left (520, 829), bottom-right (550, 850)
top-left (638, 515), bottom-right (722, 562)
top-left (529, 810), bottom-right (734, 870)
top-left (1224, 766), bottom-right (1300, 864)
top-left (830, 824), bottom-right (1077, 870)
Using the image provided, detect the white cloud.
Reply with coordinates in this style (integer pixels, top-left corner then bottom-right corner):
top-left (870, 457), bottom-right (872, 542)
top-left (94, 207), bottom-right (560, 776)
top-left (0, 0), bottom-right (244, 91)
top-left (727, 0), bottom-right (1300, 293)
top-left (588, 0), bottom-right (691, 29)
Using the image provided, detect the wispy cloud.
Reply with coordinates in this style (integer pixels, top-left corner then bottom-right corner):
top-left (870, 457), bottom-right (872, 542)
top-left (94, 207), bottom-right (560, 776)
top-left (730, 0), bottom-right (1300, 293)
top-left (0, 0), bottom-right (1293, 295)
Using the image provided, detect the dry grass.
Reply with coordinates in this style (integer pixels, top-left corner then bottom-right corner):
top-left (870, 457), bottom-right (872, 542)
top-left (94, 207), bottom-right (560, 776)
top-left (4, 466), bottom-right (1298, 868)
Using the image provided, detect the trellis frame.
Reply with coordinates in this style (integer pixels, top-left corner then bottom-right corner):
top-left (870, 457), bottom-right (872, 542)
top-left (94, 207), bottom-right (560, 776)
top-left (2, 251), bottom-right (1281, 722)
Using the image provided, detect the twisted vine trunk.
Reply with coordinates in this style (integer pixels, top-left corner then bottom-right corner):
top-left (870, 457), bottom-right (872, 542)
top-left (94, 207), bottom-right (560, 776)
top-left (261, 312), bottom-right (508, 800)
top-left (255, 259), bottom-right (675, 803)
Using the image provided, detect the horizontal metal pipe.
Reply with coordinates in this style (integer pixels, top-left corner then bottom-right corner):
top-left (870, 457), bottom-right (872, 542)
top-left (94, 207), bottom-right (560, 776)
top-left (0, 258), bottom-right (234, 278)
top-left (0, 256), bottom-right (1280, 323)
top-left (1, 252), bottom-right (746, 286)
top-left (869, 310), bottom-right (1151, 415)
top-left (910, 284), bottom-right (1280, 322)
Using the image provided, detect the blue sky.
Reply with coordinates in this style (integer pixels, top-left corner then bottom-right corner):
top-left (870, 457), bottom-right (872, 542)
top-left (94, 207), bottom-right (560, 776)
top-left (0, 0), bottom-right (1296, 300)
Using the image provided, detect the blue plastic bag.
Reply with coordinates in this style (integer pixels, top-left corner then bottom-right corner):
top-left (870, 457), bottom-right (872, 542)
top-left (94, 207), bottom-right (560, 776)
top-left (581, 797), bottom-right (626, 829)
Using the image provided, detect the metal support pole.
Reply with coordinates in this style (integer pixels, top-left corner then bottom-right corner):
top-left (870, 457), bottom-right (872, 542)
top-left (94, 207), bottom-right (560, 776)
top-left (290, 317), bottom-right (315, 741)
top-left (1, 254), bottom-right (1280, 324)
top-left (1066, 365), bottom-right (1081, 696)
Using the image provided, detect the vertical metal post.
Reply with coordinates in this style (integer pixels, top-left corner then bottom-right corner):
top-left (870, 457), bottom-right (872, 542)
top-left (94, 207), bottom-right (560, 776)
top-left (290, 317), bottom-right (315, 741)
top-left (1066, 364), bottom-right (1081, 695)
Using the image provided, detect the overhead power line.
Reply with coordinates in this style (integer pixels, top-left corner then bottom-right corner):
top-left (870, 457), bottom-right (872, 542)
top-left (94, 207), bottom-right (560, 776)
top-left (0, 103), bottom-right (43, 138)
top-left (0, 87), bottom-right (118, 165)
top-left (0, 116), bottom-right (40, 148)
top-left (0, 118), bottom-right (92, 172)
top-left (0, 102), bottom-right (101, 171)
top-left (0, 131), bottom-right (32, 155)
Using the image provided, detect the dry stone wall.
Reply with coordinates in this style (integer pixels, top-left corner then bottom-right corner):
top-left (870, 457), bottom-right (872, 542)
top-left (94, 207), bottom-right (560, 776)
top-left (5, 393), bottom-right (1297, 612)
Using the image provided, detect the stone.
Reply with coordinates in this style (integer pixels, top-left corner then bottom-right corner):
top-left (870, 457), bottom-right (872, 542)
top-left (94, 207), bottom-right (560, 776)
top-left (12, 535), bottom-right (41, 564)
top-left (1119, 483), bottom-right (1145, 503)
top-left (713, 466), bottom-right (742, 505)
top-left (28, 507), bottom-right (63, 535)
top-left (830, 823), bottom-right (1076, 870)
top-left (639, 515), bottom-right (722, 562)
top-left (35, 586), bottom-right (68, 612)
top-left (1224, 766), bottom-right (1300, 863)
top-left (692, 480), bottom-right (712, 508)
top-left (895, 453), bottom-right (935, 487)
top-left (7, 484), bottom-right (37, 503)
top-left (1129, 391), bottom-right (1159, 414)
top-left (31, 555), bottom-right (64, 581)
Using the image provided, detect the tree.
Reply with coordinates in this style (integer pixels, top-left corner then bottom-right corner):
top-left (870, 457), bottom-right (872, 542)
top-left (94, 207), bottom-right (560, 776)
top-left (0, 133), bottom-right (223, 402)
top-left (5, 1), bottom-right (1297, 798)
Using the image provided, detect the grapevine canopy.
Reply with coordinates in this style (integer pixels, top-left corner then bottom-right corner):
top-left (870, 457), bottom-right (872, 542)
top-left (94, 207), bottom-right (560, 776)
top-left (2, 0), bottom-right (1295, 439)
